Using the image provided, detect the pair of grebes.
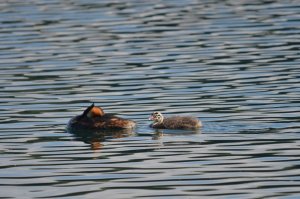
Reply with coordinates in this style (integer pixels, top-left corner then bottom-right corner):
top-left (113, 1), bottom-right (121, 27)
top-left (69, 103), bottom-right (202, 130)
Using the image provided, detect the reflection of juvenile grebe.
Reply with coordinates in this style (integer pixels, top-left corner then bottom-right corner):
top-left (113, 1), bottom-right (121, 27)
top-left (149, 112), bottom-right (202, 129)
top-left (68, 103), bottom-right (136, 130)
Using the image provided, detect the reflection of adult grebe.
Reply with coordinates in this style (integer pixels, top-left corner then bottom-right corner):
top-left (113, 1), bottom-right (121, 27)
top-left (68, 103), bottom-right (136, 130)
top-left (69, 128), bottom-right (134, 151)
top-left (149, 112), bottom-right (202, 129)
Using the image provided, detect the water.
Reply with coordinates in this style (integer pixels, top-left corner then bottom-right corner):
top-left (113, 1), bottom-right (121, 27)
top-left (1, 0), bottom-right (300, 198)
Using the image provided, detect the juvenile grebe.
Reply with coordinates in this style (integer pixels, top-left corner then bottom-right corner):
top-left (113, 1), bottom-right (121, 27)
top-left (149, 111), bottom-right (202, 129)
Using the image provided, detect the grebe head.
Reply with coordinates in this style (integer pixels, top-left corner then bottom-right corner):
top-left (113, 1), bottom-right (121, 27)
top-left (87, 106), bottom-right (105, 118)
top-left (149, 112), bottom-right (164, 124)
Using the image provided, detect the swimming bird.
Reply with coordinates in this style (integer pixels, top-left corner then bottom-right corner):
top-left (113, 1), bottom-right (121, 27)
top-left (68, 103), bottom-right (136, 130)
top-left (149, 111), bottom-right (202, 129)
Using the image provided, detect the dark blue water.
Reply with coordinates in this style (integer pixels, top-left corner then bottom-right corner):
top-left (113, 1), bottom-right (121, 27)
top-left (1, 0), bottom-right (300, 198)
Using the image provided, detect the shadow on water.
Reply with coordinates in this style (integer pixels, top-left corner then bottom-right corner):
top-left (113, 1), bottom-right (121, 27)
top-left (138, 128), bottom-right (202, 141)
top-left (67, 127), bottom-right (135, 150)
top-left (68, 124), bottom-right (202, 150)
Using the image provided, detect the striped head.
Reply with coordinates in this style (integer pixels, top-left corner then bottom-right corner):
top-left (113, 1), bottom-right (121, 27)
top-left (149, 112), bottom-right (164, 125)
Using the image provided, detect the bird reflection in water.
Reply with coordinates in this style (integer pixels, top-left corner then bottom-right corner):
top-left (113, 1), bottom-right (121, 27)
top-left (152, 130), bottom-right (163, 140)
top-left (68, 128), bottom-right (135, 151)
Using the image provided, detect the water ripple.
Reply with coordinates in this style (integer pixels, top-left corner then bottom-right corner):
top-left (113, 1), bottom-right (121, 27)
top-left (0, 0), bottom-right (300, 198)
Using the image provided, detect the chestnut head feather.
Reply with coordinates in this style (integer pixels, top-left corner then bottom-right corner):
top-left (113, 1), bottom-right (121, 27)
top-left (87, 106), bottom-right (105, 118)
top-left (79, 103), bottom-right (105, 120)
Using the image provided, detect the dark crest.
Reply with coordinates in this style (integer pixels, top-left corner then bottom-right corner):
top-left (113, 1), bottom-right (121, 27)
top-left (78, 103), bottom-right (94, 120)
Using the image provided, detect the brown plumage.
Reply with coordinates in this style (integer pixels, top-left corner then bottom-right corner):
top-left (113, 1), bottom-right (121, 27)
top-left (68, 103), bottom-right (136, 130)
top-left (149, 112), bottom-right (202, 129)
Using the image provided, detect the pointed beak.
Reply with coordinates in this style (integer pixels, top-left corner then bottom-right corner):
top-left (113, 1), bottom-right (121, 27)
top-left (149, 115), bottom-right (154, 120)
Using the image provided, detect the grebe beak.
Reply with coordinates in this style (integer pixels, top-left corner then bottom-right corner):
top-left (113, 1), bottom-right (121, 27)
top-left (149, 115), bottom-right (154, 120)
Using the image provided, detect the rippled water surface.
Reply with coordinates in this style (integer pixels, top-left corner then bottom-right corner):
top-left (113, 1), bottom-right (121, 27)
top-left (1, 0), bottom-right (300, 198)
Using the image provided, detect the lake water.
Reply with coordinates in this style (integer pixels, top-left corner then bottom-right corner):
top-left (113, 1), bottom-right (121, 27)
top-left (1, 0), bottom-right (300, 198)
